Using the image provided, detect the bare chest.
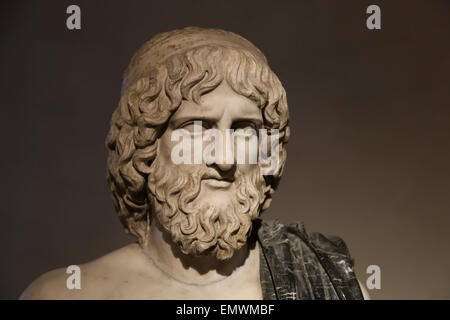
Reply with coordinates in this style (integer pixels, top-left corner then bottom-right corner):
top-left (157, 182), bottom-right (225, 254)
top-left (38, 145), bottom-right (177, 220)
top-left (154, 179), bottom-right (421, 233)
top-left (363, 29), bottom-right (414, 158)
top-left (100, 269), bottom-right (263, 300)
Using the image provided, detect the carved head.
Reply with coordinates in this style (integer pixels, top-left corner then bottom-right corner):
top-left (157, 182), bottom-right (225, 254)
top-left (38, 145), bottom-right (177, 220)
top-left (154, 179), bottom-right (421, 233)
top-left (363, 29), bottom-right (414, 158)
top-left (106, 27), bottom-right (289, 260)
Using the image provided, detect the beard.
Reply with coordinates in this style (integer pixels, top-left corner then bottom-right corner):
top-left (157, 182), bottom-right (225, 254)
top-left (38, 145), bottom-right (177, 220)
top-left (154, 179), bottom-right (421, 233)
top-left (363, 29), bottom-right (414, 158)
top-left (146, 157), bottom-right (266, 260)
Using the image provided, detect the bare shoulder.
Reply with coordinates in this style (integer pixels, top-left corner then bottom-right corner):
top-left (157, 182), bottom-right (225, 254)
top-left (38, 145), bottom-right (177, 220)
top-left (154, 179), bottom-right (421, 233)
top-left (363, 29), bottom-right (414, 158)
top-left (20, 243), bottom-right (144, 300)
top-left (20, 267), bottom-right (71, 300)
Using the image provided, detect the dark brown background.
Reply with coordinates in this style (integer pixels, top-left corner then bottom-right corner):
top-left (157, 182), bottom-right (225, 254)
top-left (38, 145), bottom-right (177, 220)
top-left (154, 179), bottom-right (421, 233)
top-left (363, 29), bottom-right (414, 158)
top-left (1, 0), bottom-right (449, 300)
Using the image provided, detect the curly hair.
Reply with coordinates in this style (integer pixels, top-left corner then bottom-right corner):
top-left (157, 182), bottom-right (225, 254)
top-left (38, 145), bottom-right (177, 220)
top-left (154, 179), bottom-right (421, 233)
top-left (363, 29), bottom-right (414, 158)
top-left (106, 29), bottom-right (290, 245)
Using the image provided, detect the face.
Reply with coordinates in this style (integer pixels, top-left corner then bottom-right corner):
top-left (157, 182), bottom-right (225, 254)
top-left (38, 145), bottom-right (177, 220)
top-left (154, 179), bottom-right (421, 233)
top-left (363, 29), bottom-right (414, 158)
top-left (147, 82), bottom-right (267, 260)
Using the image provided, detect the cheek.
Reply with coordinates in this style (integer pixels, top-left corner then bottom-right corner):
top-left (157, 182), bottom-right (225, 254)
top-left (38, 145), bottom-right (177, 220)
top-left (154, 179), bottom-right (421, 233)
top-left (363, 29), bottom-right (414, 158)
top-left (157, 133), bottom-right (203, 174)
top-left (158, 131), bottom-right (189, 167)
top-left (236, 163), bottom-right (258, 174)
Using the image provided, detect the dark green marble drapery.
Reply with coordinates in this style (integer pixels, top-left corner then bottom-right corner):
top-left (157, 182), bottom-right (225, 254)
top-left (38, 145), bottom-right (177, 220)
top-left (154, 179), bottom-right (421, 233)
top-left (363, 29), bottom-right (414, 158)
top-left (255, 219), bottom-right (364, 300)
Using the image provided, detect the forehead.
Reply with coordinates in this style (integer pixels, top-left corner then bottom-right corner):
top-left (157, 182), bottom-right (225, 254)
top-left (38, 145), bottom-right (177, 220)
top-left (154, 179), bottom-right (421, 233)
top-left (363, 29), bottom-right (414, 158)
top-left (170, 82), bottom-right (262, 123)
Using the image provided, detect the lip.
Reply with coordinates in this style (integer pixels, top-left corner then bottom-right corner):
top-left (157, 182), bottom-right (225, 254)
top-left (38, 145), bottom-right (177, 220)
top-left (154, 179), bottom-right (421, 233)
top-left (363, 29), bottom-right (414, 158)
top-left (203, 178), bottom-right (233, 188)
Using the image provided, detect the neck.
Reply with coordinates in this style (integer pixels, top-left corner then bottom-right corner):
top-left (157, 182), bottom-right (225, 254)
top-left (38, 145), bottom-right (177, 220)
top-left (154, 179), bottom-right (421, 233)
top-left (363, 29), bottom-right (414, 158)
top-left (141, 218), bottom-right (256, 285)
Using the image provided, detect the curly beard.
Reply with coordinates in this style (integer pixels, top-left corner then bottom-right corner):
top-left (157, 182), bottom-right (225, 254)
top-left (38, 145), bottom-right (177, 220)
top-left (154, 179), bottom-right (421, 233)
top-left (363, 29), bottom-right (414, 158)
top-left (147, 157), bottom-right (266, 260)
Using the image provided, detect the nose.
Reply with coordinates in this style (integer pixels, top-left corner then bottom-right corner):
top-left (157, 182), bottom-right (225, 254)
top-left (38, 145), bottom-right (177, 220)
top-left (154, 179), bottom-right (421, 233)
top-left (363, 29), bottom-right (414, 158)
top-left (206, 128), bottom-right (236, 174)
top-left (210, 161), bottom-right (235, 173)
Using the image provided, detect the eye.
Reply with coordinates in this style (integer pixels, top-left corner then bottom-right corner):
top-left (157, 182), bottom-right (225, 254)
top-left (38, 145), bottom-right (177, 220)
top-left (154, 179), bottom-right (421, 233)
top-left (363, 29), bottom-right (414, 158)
top-left (232, 120), bottom-right (262, 130)
top-left (179, 120), bottom-right (210, 133)
top-left (233, 128), bottom-right (258, 138)
top-left (232, 121), bottom-right (259, 137)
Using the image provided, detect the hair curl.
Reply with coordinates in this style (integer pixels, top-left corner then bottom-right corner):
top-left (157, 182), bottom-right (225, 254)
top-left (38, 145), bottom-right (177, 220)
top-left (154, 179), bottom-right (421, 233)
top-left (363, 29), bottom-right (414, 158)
top-left (106, 44), bottom-right (290, 245)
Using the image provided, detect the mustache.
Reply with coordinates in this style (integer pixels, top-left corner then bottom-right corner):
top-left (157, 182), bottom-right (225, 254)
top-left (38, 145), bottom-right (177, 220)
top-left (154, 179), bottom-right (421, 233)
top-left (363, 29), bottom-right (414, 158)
top-left (201, 167), bottom-right (236, 182)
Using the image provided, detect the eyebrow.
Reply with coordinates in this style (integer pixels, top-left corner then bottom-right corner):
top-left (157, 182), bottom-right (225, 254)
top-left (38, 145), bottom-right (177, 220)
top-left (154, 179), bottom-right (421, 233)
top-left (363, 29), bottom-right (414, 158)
top-left (232, 117), bottom-right (263, 127)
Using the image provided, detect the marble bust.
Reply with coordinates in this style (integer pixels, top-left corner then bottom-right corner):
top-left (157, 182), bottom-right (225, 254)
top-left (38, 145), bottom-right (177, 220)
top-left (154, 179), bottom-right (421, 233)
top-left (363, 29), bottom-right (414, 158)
top-left (21, 27), bottom-right (367, 300)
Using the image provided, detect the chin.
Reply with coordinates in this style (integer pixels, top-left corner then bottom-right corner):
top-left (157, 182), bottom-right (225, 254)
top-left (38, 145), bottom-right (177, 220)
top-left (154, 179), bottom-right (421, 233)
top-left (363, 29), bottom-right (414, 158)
top-left (176, 232), bottom-right (249, 261)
